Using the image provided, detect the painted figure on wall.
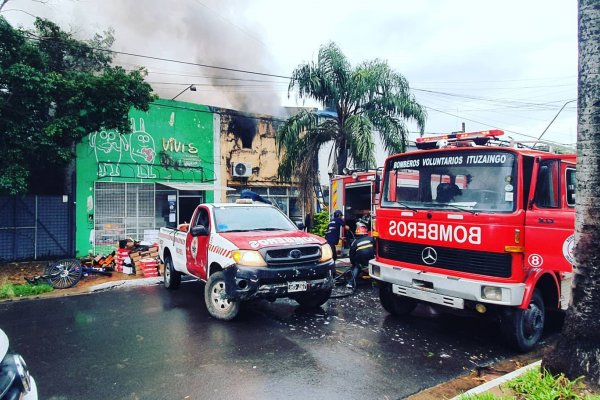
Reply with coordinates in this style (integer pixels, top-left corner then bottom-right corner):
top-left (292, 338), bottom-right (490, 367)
top-left (128, 117), bottom-right (157, 178)
top-left (89, 129), bottom-right (124, 177)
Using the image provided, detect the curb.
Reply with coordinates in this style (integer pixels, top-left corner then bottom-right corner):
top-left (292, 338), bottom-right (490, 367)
top-left (90, 276), bottom-right (163, 291)
top-left (451, 360), bottom-right (542, 399)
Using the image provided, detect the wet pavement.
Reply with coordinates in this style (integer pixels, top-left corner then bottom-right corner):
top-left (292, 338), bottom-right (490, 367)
top-left (0, 279), bottom-right (553, 400)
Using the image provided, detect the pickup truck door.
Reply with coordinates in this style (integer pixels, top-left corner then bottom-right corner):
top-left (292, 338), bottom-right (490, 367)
top-left (186, 206), bottom-right (210, 280)
top-left (524, 157), bottom-right (575, 273)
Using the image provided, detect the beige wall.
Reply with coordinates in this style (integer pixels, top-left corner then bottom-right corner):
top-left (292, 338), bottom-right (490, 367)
top-left (215, 110), bottom-right (295, 200)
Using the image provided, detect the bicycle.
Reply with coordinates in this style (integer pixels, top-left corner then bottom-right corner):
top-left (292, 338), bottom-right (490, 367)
top-left (25, 259), bottom-right (113, 289)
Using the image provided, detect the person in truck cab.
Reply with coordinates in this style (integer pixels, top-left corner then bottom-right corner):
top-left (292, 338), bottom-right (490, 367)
top-left (348, 222), bottom-right (374, 289)
top-left (324, 210), bottom-right (349, 262)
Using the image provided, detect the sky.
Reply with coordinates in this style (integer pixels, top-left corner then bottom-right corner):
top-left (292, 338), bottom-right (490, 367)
top-left (2, 0), bottom-right (578, 181)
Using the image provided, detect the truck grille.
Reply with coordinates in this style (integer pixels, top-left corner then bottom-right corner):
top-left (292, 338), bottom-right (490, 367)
top-left (378, 239), bottom-right (512, 278)
top-left (262, 245), bottom-right (322, 266)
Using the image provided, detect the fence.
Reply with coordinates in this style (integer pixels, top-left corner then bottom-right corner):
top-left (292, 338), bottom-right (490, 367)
top-left (0, 196), bottom-right (74, 262)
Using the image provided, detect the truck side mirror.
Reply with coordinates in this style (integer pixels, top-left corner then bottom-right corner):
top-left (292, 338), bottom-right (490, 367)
top-left (296, 222), bottom-right (305, 230)
top-left (190, 225), bottom-right (209, 237)
top-left (375, 174), bottom-right (380, 194)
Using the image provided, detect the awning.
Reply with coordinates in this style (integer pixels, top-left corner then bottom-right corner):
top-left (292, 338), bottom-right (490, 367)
top-left (157, 182), bottom-right (235, 191)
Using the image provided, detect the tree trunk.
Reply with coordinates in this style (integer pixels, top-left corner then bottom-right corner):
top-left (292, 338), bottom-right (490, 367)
top-left (542, 0), bottom-right (600, 389)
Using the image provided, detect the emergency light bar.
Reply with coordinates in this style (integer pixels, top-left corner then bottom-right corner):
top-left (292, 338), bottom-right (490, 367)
top-left (415, 129), bottom-right (504, 150)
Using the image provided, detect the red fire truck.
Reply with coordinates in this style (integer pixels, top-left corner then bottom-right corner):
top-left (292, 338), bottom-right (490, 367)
top-left (329, 170), bottom-right (380, 256)
top-left (369, 130), bottom-right (576, 352)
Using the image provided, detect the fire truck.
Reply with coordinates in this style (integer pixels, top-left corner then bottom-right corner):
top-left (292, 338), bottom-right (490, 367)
top-left (369, 130), bottom-right (576, 352)
top-left (329, 170), bottom-right (380, 256)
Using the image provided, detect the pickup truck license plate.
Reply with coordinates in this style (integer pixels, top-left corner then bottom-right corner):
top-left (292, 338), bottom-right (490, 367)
top-left (288, 281), bottom-right (307, 292)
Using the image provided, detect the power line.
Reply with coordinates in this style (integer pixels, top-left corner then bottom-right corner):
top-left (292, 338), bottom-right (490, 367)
top-left (107, 49), bottom-right (291, 79)
top-left (424, 105), bottom-right (572, 145)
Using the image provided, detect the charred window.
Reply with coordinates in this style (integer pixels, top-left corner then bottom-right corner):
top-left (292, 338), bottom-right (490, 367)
top-left (229, 115), bottom-right (256, 149)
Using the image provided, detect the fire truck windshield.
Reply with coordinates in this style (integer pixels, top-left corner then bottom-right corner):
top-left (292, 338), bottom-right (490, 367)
top-left (381, 150), bottom-right (517, 213)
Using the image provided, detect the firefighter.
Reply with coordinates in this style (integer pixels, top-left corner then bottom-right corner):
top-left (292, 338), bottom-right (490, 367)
top-left (347, 222), bottom-right (374, 289)
top-left (324, 210), bottom-right (349, 262)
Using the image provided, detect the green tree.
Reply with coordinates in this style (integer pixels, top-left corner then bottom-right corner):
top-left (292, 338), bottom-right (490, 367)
top-left (543, 0), bottom-right (600, 389)
top-left (0, 17), bottom-right (156, 194)
top-left (276, 42), bottom-right (425, 214)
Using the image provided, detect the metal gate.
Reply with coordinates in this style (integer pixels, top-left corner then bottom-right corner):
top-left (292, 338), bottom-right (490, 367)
top-left (0, 196), bottom-right (74, 262)
top-left (94, 182), bottom-right (155, 254)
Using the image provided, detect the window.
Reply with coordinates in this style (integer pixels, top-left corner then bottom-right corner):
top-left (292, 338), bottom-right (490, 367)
top-left (226, 186), bottom-right (303, 221)
top-left (194, 207), bottom-right (210, 229)
top-left (534, 160), bottom-right (559, 208)
top-left (381, 150), bottom-right (517, 213)
top-left (94, 182), bottom-right (155, 253)
top-left (566, 168), bottom-right (576, 206)
top-left (214, 206), bottom-right (296, 232)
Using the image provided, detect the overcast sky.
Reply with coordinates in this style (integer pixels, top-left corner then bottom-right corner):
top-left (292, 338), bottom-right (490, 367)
top-left (2, 0), bottom-right (578, 179)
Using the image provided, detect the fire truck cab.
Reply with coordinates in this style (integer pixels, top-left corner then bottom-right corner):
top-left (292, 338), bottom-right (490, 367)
top-left (369, 130), bottom-right (575, 352)
top-left (329, 170), bottom-right (379, 256)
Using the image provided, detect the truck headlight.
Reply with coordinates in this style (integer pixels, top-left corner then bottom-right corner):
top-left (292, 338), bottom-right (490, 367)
top-left (481, 286), bottom-right (503, 301)
top-left (319, 244), bottom-right (333, 262)
top-left (232, 250), bottom-right (267, 267)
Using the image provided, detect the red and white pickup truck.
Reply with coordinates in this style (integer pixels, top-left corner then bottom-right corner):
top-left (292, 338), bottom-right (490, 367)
top-left (158, 200), bottom-right (335, 320)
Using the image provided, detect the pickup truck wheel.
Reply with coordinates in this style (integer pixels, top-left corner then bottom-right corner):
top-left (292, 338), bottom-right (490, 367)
top-left (379, 281), bottom-right (417, 316)
top-left (163, 255), bottom-right (181, 290)
top-left (294, 289), bottom-right (332, 308)
top-left (205, 271), bottom-right (240, 321)
top-left (501, 289), bottom-right (545, 352)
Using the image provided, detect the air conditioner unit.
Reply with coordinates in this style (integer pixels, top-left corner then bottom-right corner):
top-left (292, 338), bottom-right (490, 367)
top-left (232, 162), bottom-right (253, 178)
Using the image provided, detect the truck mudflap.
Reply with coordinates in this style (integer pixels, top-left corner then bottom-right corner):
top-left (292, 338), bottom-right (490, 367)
top-left (222, 262), bottom-right (335, 301)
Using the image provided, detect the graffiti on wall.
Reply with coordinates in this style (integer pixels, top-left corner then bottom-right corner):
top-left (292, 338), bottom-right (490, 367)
top-left (88, 117), bottom-right (204, 180)
top-left (128, 118), bottom-right (156, 178)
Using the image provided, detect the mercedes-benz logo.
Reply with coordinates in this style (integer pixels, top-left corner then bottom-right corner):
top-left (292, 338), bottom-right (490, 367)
top-left (421, 247), bottom-right (438, 265)
top-left (289, 249), bottom-right (302, 259)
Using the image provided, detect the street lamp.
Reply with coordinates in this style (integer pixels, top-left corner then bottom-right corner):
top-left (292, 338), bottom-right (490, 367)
top-left (171, 84), bottom-right (196, 101)
top-left (534, 99), bottom-right (576, 146)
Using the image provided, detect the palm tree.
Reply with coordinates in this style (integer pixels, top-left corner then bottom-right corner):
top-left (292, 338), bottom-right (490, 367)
top-left (542, 0), bottom-right (600, 389)
top-left (276, 42), bottom-right (426, 214)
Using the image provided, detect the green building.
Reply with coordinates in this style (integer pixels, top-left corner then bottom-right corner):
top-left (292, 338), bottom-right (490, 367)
top-left (75, 99), bottom-right (219, 256)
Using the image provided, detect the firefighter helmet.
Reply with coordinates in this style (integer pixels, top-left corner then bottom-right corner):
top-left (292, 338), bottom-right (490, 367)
top-left (355, 222), bottom-right (368, 235)
top-left (333, 210), bottom-right (343, 218)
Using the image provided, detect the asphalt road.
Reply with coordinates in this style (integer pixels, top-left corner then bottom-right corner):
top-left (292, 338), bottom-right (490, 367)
top-left (0, 280), bottom-right (550, 400)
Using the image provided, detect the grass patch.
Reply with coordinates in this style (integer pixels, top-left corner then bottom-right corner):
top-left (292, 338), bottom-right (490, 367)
top-left (460, 365), bottom-right (600, 400)
top-left (0, 283), bottom-right (54, 299)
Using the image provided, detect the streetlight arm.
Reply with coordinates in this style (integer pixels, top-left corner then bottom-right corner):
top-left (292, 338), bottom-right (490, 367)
top-left (535, 99), bottom-right (576, 145)
top-left (171, 84), bottom-right (195, 101)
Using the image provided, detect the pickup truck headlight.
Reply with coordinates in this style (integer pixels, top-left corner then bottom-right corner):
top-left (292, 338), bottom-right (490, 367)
top-left (319, 244), bottom-right (333, 262)
top-left (232, 250), bottom-right (267, 267)
top-left (1, 352), bottom-right (32, 396)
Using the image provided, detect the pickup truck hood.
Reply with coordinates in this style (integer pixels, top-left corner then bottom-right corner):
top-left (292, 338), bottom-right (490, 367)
top-left (219, 230), bottom-right (325, 250)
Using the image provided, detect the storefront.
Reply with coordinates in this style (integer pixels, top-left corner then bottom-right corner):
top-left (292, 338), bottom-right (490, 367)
top-left (75, 100), bottom-right (218, 256)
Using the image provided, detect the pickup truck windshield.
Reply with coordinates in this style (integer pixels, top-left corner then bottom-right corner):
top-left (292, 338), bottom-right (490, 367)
top-left (381, 150), bottom-right (517, 213)
top-left (214, 206), bottom-right (298, 233)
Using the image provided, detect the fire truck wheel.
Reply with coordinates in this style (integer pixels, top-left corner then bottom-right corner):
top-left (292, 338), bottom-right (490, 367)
top-left (379, 282), bottom-right (417, 316)
top-left (502, 289), bottom-right (545, 352)
top-left (293, 289), bottom-right (332, 308)
top-left (163, 255), bottom-right (181, 290)
top-left (205, 271), bottom-right (240, 321)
